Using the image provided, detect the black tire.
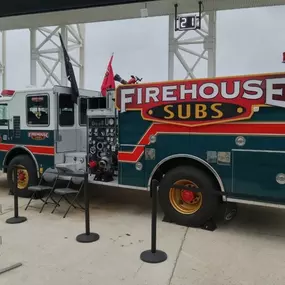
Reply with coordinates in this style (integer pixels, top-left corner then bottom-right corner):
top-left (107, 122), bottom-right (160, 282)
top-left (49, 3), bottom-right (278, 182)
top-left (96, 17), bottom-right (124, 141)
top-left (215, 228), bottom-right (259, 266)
top-left (159, 165), bottom-right (220, 227)
top-left (7, 154), bottom-right (38, 198)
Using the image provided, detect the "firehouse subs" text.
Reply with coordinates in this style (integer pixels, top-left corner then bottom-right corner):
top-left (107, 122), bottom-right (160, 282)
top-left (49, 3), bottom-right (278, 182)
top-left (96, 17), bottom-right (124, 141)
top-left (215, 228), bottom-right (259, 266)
top-left (116, 75), bottom-right (285, 125)
top-left (118, 77), bottom-right (285, 114)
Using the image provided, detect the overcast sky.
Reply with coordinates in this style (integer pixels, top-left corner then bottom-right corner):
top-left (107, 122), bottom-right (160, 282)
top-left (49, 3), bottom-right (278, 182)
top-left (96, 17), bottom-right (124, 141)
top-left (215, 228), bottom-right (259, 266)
top-left (1, 4), bottom-right (285, 91)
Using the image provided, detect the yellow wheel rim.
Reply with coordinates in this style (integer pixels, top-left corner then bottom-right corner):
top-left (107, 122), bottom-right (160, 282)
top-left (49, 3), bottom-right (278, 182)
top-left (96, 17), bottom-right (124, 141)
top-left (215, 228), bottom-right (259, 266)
top-left (12, 165), bottom-right (29, 190)
top-left (169, 179), bottom-right (202, 215)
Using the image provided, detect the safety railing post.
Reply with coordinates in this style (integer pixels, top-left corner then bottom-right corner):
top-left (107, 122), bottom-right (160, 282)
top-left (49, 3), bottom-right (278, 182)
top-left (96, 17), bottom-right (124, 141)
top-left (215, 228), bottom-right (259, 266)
top-left (6, 165), bottom-right (27, 224)
top-left (140, 179), bottom-right (167, 263)
top-left (76, 171), bottom-right (100, 243)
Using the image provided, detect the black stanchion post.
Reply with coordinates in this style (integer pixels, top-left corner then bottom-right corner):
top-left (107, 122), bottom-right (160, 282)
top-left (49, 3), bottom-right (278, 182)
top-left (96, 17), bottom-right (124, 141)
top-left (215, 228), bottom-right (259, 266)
top-left (76, 171), bottom-right (100, 243)
top-left (6, 166), bottom-right (27, 224)
top-left (140, 179), bottom-right (167, 263)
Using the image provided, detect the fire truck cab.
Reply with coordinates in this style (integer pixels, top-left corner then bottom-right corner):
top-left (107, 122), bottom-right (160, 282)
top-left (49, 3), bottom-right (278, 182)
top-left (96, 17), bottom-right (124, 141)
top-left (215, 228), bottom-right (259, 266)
top-left (0, 86), bottom-right (102, 197)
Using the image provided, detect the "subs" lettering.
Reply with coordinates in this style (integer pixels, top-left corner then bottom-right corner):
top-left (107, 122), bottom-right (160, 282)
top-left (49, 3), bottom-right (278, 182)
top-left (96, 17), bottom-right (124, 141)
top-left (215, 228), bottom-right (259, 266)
top-left (147, 102), bottom-right (245, 121)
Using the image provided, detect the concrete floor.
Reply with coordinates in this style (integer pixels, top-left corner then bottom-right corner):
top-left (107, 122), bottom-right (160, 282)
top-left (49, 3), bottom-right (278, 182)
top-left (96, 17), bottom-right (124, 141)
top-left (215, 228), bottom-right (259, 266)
top-left (0, 174), bottom-right (285, 285)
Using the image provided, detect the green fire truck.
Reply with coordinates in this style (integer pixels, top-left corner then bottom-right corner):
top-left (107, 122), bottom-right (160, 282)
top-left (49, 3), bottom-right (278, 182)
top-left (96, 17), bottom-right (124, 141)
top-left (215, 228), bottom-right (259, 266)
top-left (1, 41), bottom-right (285, 227)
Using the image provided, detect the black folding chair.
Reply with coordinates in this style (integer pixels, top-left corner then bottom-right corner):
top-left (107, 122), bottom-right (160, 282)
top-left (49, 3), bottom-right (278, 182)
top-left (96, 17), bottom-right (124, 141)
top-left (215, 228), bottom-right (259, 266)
top-left (51, 170), bottom-right (85, 218)
top-left (25, 167), bottom-right (60, 212)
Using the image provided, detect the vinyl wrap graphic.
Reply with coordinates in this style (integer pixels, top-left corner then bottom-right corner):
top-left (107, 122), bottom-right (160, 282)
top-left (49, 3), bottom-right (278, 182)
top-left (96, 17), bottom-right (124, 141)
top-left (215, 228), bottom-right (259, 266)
top-left (116, 72), bottom-right (285, 127)
top-left (116, 72), bottom-right (285, 165)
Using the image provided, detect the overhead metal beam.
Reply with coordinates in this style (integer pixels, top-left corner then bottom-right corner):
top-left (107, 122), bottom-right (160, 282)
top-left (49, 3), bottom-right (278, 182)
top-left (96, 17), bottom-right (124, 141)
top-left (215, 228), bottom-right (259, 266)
top-left (0, 0), bottom-right (154, 18)
top-left (0, 0), bottom-right (284, 31)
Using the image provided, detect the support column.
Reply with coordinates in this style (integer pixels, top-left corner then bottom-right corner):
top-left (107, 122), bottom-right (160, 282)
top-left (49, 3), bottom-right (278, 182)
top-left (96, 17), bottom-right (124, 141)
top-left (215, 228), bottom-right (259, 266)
top-left (30, 29), bottom-right (37, 86)
top-left (0, 31), bottom-right (6, 89)
top-left (206, 12), bottom-right (217, 78)
top-left (2, 31), bottom-right (6, 89)
top-left (168, 11), bottom-right (217, 80)
top-left (168, 14), bottom-right (175, 81)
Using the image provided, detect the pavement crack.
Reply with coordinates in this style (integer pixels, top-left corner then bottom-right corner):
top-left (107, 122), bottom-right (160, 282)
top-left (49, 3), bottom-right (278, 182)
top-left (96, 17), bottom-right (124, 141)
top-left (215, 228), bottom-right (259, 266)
top-left (133, 262), bottom-right (143, 278)
top-left (167, 227), bottom-right (188, 285)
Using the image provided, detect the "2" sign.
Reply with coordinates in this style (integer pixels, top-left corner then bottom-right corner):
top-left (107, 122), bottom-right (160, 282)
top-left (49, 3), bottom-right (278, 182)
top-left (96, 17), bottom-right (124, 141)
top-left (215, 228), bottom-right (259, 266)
top-left (178, 15), bottom-right (199, 30)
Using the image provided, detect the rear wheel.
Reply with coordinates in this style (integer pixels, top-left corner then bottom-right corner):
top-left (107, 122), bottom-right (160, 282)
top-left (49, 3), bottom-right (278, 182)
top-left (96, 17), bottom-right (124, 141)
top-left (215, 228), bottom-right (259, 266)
top-left (7, 154), bottom-right (38, 198)
top-left (159, 165), bottom-right (220, 227)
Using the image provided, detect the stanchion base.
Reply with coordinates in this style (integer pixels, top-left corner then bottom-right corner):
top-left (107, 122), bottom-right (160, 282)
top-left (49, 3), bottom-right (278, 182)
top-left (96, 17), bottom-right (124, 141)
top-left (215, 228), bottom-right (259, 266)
top-left (140, 250), bottom-right (167, 263)
top-left (6, 216), bottom-right (27, 224)
top-left (76, 233), bottom-right (100, 243)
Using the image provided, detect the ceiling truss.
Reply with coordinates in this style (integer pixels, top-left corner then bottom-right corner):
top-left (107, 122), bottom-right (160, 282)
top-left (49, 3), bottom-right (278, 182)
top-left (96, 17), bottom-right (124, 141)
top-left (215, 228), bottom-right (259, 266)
top-left (168, 11), bottom-right (216, 80)
top-left (30, 24), bottom-right (85, 88)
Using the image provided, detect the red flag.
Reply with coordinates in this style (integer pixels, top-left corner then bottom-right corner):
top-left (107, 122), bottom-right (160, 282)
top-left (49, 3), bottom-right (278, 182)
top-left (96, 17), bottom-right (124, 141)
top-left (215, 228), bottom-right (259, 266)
top-left (101, 55), bottom-right (115, 96)
top-left (283, 52), bottom-right (285, 63)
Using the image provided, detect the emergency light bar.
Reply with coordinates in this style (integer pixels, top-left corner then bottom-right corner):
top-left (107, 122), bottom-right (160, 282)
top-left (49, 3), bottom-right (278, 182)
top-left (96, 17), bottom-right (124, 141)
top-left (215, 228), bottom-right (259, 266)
top-left (1, 90), bottom-right (15, 96)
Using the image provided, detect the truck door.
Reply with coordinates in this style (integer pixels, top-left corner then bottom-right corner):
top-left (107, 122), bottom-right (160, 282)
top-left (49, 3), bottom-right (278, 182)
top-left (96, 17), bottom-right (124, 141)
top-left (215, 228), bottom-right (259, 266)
top-left (54, 86), bottom-right (77, 153)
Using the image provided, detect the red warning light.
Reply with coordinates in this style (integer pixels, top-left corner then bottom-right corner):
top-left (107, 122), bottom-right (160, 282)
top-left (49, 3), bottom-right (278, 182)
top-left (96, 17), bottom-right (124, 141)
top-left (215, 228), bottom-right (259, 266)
top-left (1, 89), bottom-right (15, 96)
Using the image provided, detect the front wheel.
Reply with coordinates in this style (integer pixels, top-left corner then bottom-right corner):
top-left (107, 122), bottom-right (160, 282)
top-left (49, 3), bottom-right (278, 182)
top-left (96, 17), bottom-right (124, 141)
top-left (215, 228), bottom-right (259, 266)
top-left (7, 154), bottom-right (38, 198)
top-left (159, 165), bottom-right (220, 227)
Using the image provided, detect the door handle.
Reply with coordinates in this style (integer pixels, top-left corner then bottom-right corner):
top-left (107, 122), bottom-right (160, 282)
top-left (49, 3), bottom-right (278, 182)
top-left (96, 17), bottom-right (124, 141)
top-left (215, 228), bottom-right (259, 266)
top-left (56, 131), bottom-right (62, 142)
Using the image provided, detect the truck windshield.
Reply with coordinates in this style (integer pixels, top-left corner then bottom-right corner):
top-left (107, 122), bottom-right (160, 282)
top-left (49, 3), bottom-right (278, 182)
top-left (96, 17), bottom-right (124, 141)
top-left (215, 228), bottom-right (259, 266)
top-left (0, 104), bottom-right (8, 125)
